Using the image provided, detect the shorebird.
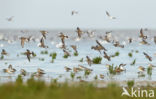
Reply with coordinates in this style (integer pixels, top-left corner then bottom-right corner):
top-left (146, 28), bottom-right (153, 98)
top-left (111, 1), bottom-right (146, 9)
top-left (113, 41), bottom-right (124, 48)
top-left (86, 56), bottom-right (92, 66)
top-left (20, 37), bottom-right (28, 48)
top-left (40, 30), bottom-right (48, 39)
top-left (78, 65), bottom-right (93, 71)
top-left (1, 49), bottom-right (8, 56)
top-left (143, 52), bottom-right (152, 61)
top-left (73, 67), bottom-right (83, 73)
top-left (148, 64), bottom-right (156, 68)
top-left (20, 69), bottom-right (27, 76)
top-left (100, 74), bottom-right (104, 79)
top-left (139, 29), bottom-right (147, 39)
top-left (6, 16), bottom-right (14, 21)
top-left (64, 66), bottom-right (72, 72)
top-left (71, 10), bottom-right (78, 15)
top-left (128, 38), bottom-right (132, 43)
top-left (59, 32), bottom-right (68, 49)
top-left (71, 45), bottom-right (78, 53)
top-left (39, 37), bottom-right (48, 48)
top-left (63, 49), bottom-right (71, 57)
top-left (138, 66), bottom-right (145, 72)
top-left (76, 27), bottom-right (83, 38)
top-left (3, 64), bottom-right (16, 74)
top-left (24, 49), bottom-right (33, 62)
top-left (34, 68), bottom-right (45, 77)
top-left (106, 11), bottom-right (116, 19)
top-left (96, 40), bottom-right (107, 51)
top-left (140, 39), bottom-right (149, 45)
top-left (91, 45), bottom-right (103, 54)
top-left (103, 51), bottom-right (111, 61)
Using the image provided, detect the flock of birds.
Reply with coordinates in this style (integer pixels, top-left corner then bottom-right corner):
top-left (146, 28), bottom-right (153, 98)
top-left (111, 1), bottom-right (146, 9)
top-left (0, 11), bottom-right (156, 81)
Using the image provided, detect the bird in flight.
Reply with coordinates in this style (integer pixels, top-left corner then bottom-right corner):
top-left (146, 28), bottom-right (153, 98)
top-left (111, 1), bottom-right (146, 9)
top-left (6, 16), bottom-right (14, 22)
top-left (106, 11), bottom-right (116, 19)
top-left (71, 10), bottom-right (78, 16)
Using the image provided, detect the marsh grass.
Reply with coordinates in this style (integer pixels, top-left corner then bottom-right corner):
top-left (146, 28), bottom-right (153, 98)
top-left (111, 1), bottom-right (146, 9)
top-left (74, 52), bottom-right (78, 56)
top-left (0, 76), bottom-right (156, 99)
top-left (130, 59), bottom-right (136, 65)
top-left (40, 50), bottom-right (48, 54)
top-left (127, 80), bottom-right (134, 88)
top-left (147, 66), bottom-right (152, 77)
top-left (63, 55), bottom-right (69, 58)
top-left (0, 55), bottom-right (4, 60)
top-left (79, 58), bottom-right (83, 62)
top-left (128, 52), bottom-right (133, 57)
top-left (92, 57), bottom-right (102, 64)
top-left (108, 64), bottom-right (116, 75)
top-left (50, 52), bottom-right (57, 63)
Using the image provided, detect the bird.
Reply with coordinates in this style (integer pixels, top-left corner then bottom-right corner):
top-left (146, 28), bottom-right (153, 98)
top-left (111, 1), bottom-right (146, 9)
top-left (103, 51), bottom-right (111, 61)
top-left (100, 74), bottom-right (104, 79)
top-left (34, 68), bottom-right (45, 77)
top-left (3, 64), bottom-right (16, 74)
top-left (59, 32), bottom-right (68, 49)
top-left (140, 39), bottom-right (149, 45)
top-left (6, 16), bottom-right (14, 21)
top-left (86, 56), bottom-right (92, 66)
top-left (96, 40), bottom-right (107, 51)
top-left (91, 45), bottom-right (103, 54)
top-left (106, 11), bottom-right (116, 19)
top-left (78, 65), bottom-right (93, 71)
top-left (71, 45), bottom-right (78, 53)
top-left (128, 38), bottom-right (132, 43)
top-left (39, 37), bottom-right (48, 48)
top-left (20, 69), bottom-right (27, 76)
top-left (71, 10), bottom-right (78, 15)
top-left (64, 66), bottom-right (72, 72)
top-left (40, 30), bottom-right (48, 39)
top-left (76, 27), bottom-right (83, 38)
top-left (63, 49), bottom-right (71, 57)
top-left (1, 49), bottom-right (8, 56)
top-left (138, 66), bottom-right (145, 72)
top-left (113, 41), bottom-right (124, 48)
top-left (20, 37), bottom-right (28, 48)
top-left (139, 29), bottom-right (147, 39)
top-left (24, 49), bottom-right (33, 62)
top-left (143, 52), bottom-right (152, 61)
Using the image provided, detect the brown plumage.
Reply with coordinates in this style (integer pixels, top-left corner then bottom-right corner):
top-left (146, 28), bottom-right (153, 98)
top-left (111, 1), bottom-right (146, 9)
top-left (20, 37), bottom-right (28, 48)
top-left (24, 49), bottom-right (33, 62)
top-left (1, 49), bottom-right (8, 56)
top-left (86, 56), bottom-right (92, 66)
top-left (76, 27), bottom-right (83, 38)
top-left (63, 49), bottom-right (70, 56)
top-left (139, 29), bottom-right (147, 39)
top-left (103, 51), bottom-right (111, 61)
top-left (39, 37), bottom-right (48, 48)
top-left (71, 45), bottom-right (78, 53)
top-left (40, 30), bottom-right (48, 39)
top-left (96, 40), bottom-right (107, 51)
top-left (143, 52), bottom-right (152, 61)
top-left (113, 41), bottom-right (124, 48)
top-left (91, 45), bottom-right (103, 54)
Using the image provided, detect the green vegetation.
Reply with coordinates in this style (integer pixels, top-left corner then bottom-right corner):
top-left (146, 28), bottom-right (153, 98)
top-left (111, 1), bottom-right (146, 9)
top-left (130, 59), bottom-right (136, 66)
top-left (39, 58), bottom-right (45, 61)
top-left (108, 64), bottom-right (116, 75)
top-left (92, 57), bottom-right (102, 64)
top-left (74, 52), bottom-right (78, 56)
top-left (128, 52), bottom-right (133, 57)
top-left (147, 66), bottom-right (152, 77)
top-left (63, 54), bottom-right (69, 58)
top-left (115, 51), bottom-right (120, 56)
top-left (79, 58), bottom-right (83, 62)
top-left (0, 55), bottom-right (4, 60)
top-left (0, 76), bottom-right (155, 99)
top-left (70, 72), bottom-right (75, 80)
top-left (50, 52), bottom-right (57, 63)
top-left (127, 80), bottom-right (134, 88)
top-left (40, 50), bottom-right (48, 54)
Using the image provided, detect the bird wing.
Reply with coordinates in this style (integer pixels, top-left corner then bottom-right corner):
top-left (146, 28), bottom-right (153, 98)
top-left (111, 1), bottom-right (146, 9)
top-left (106, 11), bottom-right (110, 17)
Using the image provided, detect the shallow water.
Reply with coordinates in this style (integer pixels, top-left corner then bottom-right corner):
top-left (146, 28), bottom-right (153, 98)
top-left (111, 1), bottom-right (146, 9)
top-left (0, 29), bottom-right (156, 83)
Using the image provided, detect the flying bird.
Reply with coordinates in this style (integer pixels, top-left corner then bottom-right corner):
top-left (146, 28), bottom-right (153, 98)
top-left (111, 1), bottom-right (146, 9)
top-left (71, 10), bottom-right (78, 15)
top-left (40, 30), bottom-right (48, 39)
top-left (6, 16), bottom-right (14, 21)
top-left (106, 11), bottom-right (116, 19)
top-left (143, 52), bottom-right (152, 61)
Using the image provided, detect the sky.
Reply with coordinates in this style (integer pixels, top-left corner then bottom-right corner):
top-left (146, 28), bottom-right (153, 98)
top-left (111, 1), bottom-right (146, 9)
top-left (0, 0), bottom-right (156, 29)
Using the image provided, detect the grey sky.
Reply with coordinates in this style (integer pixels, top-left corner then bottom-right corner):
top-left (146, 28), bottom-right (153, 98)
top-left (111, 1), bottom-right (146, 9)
top-left (0, 0), bottom-right (156, 29)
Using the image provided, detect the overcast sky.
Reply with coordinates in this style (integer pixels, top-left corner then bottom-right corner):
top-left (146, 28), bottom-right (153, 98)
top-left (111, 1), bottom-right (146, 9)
top-left (0, 0), bottom-right (156, 29)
